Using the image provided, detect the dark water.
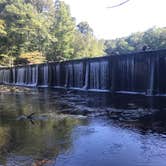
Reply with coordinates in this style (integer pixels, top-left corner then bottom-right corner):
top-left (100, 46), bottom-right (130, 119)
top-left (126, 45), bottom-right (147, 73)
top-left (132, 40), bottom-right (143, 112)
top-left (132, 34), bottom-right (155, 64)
top-left (0, 89), bottom-right (166, 166)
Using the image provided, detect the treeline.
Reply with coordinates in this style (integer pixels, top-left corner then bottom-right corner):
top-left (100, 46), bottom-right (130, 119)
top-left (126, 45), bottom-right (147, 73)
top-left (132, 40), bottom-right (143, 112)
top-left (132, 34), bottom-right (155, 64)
top-left (0, 0), bottom-right (104, 66)
top-left (105, 27), bottom-right (166, 55)
top-left (1, 0), bottom-right (166, 67)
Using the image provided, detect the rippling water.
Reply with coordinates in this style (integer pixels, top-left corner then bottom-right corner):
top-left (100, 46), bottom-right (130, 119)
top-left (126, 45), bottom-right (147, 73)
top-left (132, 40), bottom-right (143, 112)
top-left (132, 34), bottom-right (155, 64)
top-left (0, 88), bottom-right (166, 166)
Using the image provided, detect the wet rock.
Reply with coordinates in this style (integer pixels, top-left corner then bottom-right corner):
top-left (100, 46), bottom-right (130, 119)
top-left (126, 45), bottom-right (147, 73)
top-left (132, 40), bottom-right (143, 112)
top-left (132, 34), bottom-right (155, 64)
top-left (127, 103), bottom-right (138, 109)
top-left (16, 112), bottom-right (36, 121)
top-left (32, 159), bottom-right (53, 166)
top-left (89, 111), bottom-right (108, 117)
top-left (16, 115), bottom-right (27, 120)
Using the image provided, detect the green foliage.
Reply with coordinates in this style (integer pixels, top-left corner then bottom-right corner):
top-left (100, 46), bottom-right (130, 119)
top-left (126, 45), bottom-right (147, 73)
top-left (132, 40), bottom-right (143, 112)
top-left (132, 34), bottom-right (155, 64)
top-left (77, 21), bottom-right (93, 35)
top-left (0, 0), bottom-right (104, 65)
top-left (0, 0), bottom-right (56, 65)
top-left (47, 0), bottom-right (76, 61)
top-left (143, 27), bottom-right (166, 50)
top-left (0, 54), bottom-right (14, 67)
top-left (73, 22), bottom-right (104, 59)
top-left (1, 0), bottom-right (166, 66)
top-left (3, 0), bottom-right (55, 55)
top-left (24, 0), bottom-right (55, 14)
top-left (0, 20), bottom-right (7, 36)
top-left (15, 51), bottom-right (46, 65)
top-left (105, 27), bottom-right (166, 55)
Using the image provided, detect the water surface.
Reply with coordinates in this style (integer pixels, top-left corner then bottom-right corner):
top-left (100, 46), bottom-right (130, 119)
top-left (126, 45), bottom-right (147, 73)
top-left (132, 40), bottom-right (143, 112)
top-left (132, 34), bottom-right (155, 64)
top-left (0, 88), bottom-right (166, 166)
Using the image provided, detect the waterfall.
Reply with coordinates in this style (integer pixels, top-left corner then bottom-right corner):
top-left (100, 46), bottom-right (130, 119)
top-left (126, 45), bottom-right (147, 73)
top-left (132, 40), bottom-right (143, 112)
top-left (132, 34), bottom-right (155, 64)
top-left (100, 61), bottom-right (109, 90)
top-left (0, 49), bottom-right (165, 96)
top-left (0, 70), bottom-right (4, 84)
top-left (89, 60), bottom-right (109, 91)
top-left (38, 64), bottom-right (48, 87)
top-left (25, 66), bottom-right (30, 85)
top-left (89, 62), bottom-right (100, 89)
top-left (55, 64), bottom-right (61, 87)
top-left (131, 57), bottom-right (135, 91)
top-left (83, 62), bottom-right (89, 89)
top-left (51, 63), bottom-right (61, 87)
top-left (133, 55), bottom-right (149, 93)
top-left (52, 63), bottom-right (66, 87)
top-left (65, 62), bottom-right (85, 89)
top-left (73, 62), bottom-right (84, 88)
top-left (12, 68), bottom-right (16, 84)
top-left (3, 69), bottom-right (10, 84)
top-left (115, 56), bottom-right (132, 92)
top-left (16, 67), bottom-right (25, 85)
top-left (65, 63), bottom-right (74, 87)
top-left (32, 65), bottom-right (38, 86)
top-left (43, 64), bottom-right (48, 86)
top-left (25, 65), bottom-right (38, 86)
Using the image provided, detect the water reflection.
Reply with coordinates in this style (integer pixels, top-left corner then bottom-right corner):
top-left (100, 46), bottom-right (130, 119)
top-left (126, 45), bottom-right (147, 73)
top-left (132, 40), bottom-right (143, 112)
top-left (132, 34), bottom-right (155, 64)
top-left (0, 118), bottom-right (88, 165)
top-left (0, 90), bottom-right (89, 165)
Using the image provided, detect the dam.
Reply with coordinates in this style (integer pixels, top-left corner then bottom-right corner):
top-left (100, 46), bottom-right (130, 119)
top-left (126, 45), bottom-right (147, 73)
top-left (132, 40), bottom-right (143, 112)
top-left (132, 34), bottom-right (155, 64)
top-left (1, 50), bottom-right (166, 166)
top-left (0, 49), bottom-right (166, 96)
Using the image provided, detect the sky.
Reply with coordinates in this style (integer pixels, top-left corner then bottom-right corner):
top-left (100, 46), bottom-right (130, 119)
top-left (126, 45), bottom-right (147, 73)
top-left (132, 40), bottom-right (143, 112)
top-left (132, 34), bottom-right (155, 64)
top-left (63, 0), bottom-right (166, 40)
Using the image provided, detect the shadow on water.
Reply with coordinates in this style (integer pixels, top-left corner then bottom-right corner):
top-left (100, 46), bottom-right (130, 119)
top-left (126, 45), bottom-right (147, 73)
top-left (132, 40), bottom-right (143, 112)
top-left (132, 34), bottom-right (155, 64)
top-left (71, 90), bottom-right (166, 109)
top-left (0, 88), bottom-right (166, 165)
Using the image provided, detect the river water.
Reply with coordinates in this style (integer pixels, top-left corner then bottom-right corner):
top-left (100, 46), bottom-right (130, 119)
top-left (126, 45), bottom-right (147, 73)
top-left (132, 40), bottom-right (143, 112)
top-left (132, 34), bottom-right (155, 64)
top-left (0, 88), bottom-right (166, 166)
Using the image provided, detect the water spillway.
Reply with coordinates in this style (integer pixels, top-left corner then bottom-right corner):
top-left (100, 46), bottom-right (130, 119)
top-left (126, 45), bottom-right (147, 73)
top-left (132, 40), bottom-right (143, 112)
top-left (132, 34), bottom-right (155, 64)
top-left (0, 49), bottom-right (166, 96)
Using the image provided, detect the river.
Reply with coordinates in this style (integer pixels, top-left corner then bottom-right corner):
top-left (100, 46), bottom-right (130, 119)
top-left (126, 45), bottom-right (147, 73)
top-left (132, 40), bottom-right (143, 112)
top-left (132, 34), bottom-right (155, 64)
top-left (0, 88), bottom-right (166, 166)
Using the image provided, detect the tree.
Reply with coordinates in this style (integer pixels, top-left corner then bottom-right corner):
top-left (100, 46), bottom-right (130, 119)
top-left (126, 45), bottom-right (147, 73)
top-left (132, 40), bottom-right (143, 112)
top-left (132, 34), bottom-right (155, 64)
top-left (0, 0), bottom-right (56, 63)
top-left (0, 19), bottom-right (7, 36)
top-left (0, 0), bottom-right (105, 66)
top-left (143, 27), bottom-right (166, 50)
top-left (104, 27), bottom-right (166, 55)
top-left (73, 22), bottom-right (104, 58)
top-left (1, 0), bottom-right (41, 56)
top-left (77, 21), bottom-right (93, 35)
top-left (47, 0), bottom-right (76, 61)
top-left (126, 32), bottom-right (144, 52)
top-left (16, 51), bottom-right (46, 65)
top-left (24, 0), bottom-right (55, 14)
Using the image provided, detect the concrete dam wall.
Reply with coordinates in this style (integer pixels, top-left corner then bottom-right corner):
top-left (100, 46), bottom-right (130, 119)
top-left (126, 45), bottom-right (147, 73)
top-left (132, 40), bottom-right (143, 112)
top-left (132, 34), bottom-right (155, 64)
top-left (0, 49), bottom-right (166, 96)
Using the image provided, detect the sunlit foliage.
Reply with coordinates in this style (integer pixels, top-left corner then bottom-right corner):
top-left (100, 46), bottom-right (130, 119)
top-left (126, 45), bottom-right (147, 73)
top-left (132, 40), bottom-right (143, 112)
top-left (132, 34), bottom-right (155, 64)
top-left (16, 51), bottom-right (46, 65)
top-left (0, 0), bottom-right (104, 66)
top-left (105, 27), bottom-right (166, 55)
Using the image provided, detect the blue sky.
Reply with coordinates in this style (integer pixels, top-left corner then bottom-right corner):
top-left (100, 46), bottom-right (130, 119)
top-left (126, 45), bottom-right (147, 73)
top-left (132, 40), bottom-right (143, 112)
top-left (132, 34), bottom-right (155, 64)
top-left (63, 0), bottom-right (166, 39)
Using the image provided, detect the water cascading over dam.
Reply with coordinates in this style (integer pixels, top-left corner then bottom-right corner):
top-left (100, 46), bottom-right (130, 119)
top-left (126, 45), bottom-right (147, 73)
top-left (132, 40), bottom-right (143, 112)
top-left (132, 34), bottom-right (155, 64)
top-left (0, 49), bottom-right (166, 96)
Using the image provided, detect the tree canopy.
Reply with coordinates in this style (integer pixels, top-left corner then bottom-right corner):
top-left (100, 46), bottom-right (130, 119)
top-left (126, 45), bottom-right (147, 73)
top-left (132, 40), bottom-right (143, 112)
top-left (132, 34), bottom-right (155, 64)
top-left (0, 0), bottom-right (104, 66)
top-left (105, 27), bottom-right (166, 55)
top-left (73, 21), bottom-right (104, 59)
top-left (0, 0), bottom-right (165, 67)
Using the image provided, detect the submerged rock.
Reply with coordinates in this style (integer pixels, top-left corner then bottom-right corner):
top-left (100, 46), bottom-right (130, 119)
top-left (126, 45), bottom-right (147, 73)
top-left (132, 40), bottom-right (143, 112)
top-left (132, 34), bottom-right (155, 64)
top-left (6, 155), bottom-right (33, 166)
top-left (16, 112), bottom-right (87, 123)
top-left (16, 115), bottom-right (28, 120)
top-left (16, 113), bottom-right (36, 121)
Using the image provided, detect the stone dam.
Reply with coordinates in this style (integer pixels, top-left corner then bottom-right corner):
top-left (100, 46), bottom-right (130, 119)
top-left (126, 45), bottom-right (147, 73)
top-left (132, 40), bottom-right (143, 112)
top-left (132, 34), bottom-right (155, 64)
top-left (0, 49), bottom-right (166, 96)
